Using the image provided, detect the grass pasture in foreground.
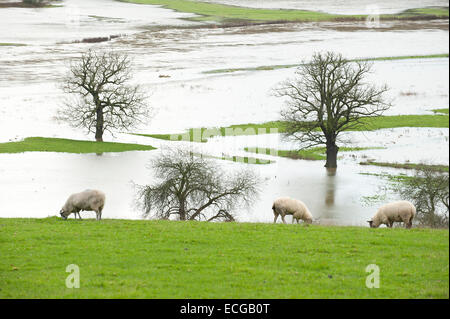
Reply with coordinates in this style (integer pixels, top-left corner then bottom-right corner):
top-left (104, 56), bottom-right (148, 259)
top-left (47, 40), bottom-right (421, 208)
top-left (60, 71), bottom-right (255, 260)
top-left (0, 137), bottom-right (155, 154)
top-left (122, 1), bottom-right (448, 24)
top-left (0, 218), bottom-right (448, 298)
top-left (139, 114), bottom-right (449, 143)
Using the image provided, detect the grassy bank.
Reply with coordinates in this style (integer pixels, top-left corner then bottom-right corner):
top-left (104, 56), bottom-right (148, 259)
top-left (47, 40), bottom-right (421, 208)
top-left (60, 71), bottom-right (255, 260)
top-left (0, 137), bottom-right (155, 154)
top-left (139, 114), bottom-right (449, 142)
top-left (0, 218), bottom-right (448, 298)
top-left (204, 54), bottom-right (449, 74)
top-left (360, 161), bottom-right (449, 172)
top-left (121, 1), bottom-right (448, 24)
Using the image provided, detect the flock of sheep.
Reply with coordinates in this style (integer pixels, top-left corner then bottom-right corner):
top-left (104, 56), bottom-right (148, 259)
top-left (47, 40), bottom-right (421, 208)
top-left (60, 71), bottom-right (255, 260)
top-left (59, 190), bottom-right (416, 228)
top-left (272, 197), bottom-right (416, 229)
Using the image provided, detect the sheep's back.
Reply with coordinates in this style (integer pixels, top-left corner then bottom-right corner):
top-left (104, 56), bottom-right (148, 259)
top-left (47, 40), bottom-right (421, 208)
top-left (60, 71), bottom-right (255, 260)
top-left (378, 201), bottom-right (415, 220)
top-left (69, 190), bottom-right (105, 211)
top-left (273, 197), bottom-right (307, 216)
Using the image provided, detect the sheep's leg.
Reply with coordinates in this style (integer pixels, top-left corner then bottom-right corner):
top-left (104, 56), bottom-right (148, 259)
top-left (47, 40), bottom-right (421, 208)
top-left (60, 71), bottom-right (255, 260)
top-left (273, 214), bottom-right (278, 224)
top-left (97, 206), bottom-right (103, 221)
top-left (281, 214), bottom-right (287, 224)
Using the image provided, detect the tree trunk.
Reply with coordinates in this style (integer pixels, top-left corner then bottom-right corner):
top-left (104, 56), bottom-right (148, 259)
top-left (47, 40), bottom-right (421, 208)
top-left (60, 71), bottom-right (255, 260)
top-left (325, 142), bottom-right (339, 168)
top-left (95, 107), bottom-right (104, 142)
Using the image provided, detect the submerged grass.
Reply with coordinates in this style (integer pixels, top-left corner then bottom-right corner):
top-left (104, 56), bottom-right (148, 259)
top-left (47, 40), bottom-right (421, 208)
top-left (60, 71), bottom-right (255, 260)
top-left (0, 137), bottom-right (155, 154)
top-left (122, 1), bottom-right (448, 24)
top-left (138, 114), bottom-right (449, 143)
top-left (0, 218), bottom-right (448, 298)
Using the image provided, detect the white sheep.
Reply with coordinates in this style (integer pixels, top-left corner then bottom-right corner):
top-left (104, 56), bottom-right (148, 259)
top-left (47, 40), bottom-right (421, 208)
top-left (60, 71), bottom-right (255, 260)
top-left (368, 200), bottom-right (416, 228)
top-left (272, 197), bottom-right (313, 224)
top-left (60, 189), bottom-right (105, 220)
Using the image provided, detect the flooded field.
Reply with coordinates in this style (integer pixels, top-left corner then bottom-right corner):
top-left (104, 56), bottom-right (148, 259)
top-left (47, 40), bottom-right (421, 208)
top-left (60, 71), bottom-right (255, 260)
top-left (0, 0), bottom-right (448, 225)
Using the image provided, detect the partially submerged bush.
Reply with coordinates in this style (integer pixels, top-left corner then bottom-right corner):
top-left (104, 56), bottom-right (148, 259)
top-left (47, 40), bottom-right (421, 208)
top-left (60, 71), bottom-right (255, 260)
top-left (394, 166), bottom-right (449, 228)
top-left (135, 148), bottom-right (260, 222)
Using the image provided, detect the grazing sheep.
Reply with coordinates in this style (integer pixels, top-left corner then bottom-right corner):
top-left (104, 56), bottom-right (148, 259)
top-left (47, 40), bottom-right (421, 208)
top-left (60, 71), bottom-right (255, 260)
top-left (272, 197), bottom-right (313, 224)
top-left (368, 200), bottom-right (416, 229)
top-left (60, 189), bottom-right (105, 220)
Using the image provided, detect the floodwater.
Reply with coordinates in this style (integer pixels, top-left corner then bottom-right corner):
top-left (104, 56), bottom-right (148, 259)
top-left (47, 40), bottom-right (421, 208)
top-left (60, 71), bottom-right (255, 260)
top-left (0, 0), bottom-right (448, 224)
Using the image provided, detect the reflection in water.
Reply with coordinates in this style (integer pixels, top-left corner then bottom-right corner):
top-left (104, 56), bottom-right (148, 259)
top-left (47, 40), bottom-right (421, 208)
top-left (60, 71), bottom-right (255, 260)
top-left (325, 168), bottom-right (336, 207)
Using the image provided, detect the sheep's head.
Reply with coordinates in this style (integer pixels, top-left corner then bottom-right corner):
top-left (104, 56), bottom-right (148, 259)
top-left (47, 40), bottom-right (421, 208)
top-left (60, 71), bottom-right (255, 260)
top-left (60, 209), bottom-right (69, 220)
top-left (367, 220), bottom-right (379, 228)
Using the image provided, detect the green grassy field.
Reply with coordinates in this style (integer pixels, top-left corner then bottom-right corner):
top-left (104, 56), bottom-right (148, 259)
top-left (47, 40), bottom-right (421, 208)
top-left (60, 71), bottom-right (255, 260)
top-left (0, 137), bottom-right (155, 154)
top-left (0, 218), bottom-right (448, 298)
top-left (138, 114), bottom-right (449, 143)
top-left (122, 1), bottom-right (448, 24)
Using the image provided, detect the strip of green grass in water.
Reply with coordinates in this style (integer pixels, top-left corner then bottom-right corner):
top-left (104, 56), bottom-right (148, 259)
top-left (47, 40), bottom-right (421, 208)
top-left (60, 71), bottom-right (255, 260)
top-left (245, 146), bottom-right (384, 161)
top-left (432, 108), bottom-right (449, 114)
top-left (0, 137), bottom-right (155, 154)
top-left (121, 1), bottom-right (448, 24)
top-left (360, 161), bottom-right (449, 172)
top-left (134, 122), bottom-right (282, 143)
top-left (193, 152), bottom-right (273, 164)
top-left (137, 114), bottom-right (449, 143)
top-left (204, 54), bottom-right (449, 74)
top-left (0, 43), bottom-right (27, 47)
top-left (0, 218), bottom-right (447, 298)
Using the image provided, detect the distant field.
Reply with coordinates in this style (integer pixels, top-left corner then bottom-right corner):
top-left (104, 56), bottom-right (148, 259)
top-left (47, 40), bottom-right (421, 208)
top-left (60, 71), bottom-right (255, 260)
top-left (122, 1), bottom-right (448, 24)
top-left (0, 218), bottom-right (448, 298)
top-left (137, 114), bottom-right (449, 142)
top-left (0, 137), bottom-right (155, 154)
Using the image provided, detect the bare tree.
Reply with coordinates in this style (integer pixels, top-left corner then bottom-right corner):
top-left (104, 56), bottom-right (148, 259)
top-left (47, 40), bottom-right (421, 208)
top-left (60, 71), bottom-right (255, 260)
top-left (60, 50), bottom-right (150, 141)
top-left (395, 166), bottom-right (449, 228)
top-left (276, 51), bottom-right (391, 168)
top-left (135, 149), bottom-right (260, 222)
